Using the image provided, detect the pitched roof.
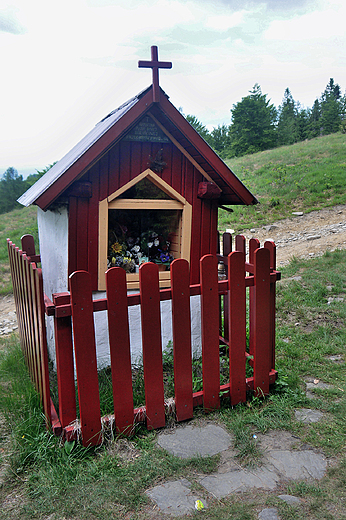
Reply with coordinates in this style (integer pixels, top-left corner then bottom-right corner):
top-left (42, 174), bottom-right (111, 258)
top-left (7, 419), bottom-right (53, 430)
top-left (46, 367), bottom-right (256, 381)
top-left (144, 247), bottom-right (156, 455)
top-left (18, 85), bottom-right (257, 210)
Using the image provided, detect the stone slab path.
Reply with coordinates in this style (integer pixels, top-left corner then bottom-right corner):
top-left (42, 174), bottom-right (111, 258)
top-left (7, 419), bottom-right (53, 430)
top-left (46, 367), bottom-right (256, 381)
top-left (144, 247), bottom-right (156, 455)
top-left (146, 423), bottom-right (327, 518)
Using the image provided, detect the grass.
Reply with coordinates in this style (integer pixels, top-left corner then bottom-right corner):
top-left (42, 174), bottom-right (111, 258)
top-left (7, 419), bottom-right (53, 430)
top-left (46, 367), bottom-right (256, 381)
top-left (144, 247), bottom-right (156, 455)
top-left (0, 205), bottom-right (38, 294)
top-left (1, 248), bottom-right (346, 518)
top-left (220, 132), bottom-right (346, 233)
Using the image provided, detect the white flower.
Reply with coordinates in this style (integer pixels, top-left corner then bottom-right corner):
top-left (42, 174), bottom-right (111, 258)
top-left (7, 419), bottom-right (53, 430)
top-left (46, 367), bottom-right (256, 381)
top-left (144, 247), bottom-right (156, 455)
top-left (148, 242), bottom-right (153, 248)
top-left (132, 245), bottom-right (140, 253)
top-left (154, 239), bottom-right (159, 246)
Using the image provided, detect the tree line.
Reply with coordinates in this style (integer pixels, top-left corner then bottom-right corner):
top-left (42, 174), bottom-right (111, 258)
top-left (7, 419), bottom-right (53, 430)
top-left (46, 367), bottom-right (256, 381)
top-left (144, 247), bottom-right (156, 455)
top-left (185, 78), bottom-right (346, 159)
top-left (0, 165), bottom-right (54, 214)
top-left (1, 78), bottom-right (345, 214)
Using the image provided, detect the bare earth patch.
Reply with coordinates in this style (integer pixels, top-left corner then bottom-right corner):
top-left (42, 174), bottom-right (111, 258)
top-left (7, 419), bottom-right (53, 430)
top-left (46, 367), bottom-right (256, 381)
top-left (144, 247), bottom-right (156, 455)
top-left (241, 204), bottom-right (346, 267)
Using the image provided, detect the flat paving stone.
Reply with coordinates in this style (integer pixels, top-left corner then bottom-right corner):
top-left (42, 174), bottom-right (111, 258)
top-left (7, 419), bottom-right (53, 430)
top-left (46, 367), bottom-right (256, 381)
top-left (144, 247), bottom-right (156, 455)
top-left (157, 424), bottom-right (232, 459)
top-left (258, 508), bottom-right (279, 520)
top-left (306, 381), bottom-right (333, 391)
top-left (146, 479), bottom-right (207, 517)
top-left (278, 494), bottom-right (301, 505)
top-left (327, 354), bottom-right (343, 362)
top-left (199, 450), bottom-right (327, 498)
top-left (267, 450), bottom-right (327, 480)
top-left (295, 408), bottom-right (324, 423)
top-left (199, 466), bottom-right (280, 498)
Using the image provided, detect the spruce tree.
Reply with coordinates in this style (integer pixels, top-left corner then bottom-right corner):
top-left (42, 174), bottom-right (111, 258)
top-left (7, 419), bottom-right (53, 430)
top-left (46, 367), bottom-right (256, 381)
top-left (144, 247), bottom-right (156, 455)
top-left (229, 84), bottom-right (277, 157)
top-left (277, 88), bottom-right (299, 146)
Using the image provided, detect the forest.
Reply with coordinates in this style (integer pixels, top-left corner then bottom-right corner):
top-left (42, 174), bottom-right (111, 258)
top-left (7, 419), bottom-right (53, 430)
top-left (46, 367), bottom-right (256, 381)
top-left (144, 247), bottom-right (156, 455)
top-left (1, 78), bottom-right (345, 215)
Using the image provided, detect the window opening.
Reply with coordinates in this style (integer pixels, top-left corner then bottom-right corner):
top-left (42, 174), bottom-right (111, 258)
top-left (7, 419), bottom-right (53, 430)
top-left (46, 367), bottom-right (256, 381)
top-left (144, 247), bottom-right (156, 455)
top-left (108, 208), bottom-right (181, 273)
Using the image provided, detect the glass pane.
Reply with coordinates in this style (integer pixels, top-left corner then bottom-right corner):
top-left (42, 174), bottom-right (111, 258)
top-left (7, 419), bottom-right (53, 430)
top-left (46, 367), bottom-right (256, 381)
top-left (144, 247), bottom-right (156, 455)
top-left (118, 178), bottom-right (172, 199)
top-left (108, 209), bottom-right (181, 273)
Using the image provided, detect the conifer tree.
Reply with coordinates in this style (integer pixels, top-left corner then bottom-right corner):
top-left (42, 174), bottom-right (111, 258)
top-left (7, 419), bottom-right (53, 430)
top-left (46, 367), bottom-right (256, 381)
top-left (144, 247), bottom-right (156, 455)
top-left (320, 78), bottom-right (342, 135)
top-left (229, 84), bottom-right (277, 157)
top-left (277, 88), bottom-right (300, 146)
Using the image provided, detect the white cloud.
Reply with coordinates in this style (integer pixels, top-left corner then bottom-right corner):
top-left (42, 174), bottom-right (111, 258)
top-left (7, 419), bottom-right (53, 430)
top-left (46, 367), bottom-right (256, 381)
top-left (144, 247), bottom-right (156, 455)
top-left (264, 1), bottom-right (346, 41)
top-left (205, 11), bottom-right (245, 31)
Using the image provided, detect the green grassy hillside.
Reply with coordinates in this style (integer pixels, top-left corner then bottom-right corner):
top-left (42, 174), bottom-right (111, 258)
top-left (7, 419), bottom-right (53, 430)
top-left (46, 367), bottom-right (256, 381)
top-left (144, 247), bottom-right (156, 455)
top-left (220, 132), bottom-right (346, 233)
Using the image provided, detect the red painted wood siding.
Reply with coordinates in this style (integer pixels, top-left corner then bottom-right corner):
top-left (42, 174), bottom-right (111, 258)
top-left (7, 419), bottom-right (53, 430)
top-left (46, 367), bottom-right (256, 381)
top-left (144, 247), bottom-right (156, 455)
top-left (68, 133), bottom-right (218, 288)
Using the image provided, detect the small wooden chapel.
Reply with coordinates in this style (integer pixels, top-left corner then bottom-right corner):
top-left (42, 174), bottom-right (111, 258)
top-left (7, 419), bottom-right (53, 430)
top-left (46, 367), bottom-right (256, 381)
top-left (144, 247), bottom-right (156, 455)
top-left (19, 46), bottom-right (257, 365)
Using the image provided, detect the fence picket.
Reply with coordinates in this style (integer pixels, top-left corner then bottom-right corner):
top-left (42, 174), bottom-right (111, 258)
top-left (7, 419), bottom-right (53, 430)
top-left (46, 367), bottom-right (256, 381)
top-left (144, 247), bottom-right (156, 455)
top-left (253, 247), bottom-right (271, 396)
top-left (222, 232), bottom-right (232, 256)
top-left (200, 254), bottom-right (220, 411)
top-left (249, 238), bottom-right (260, 358)
top-left (221, 233), bottom-right (232, 342)
top-left (30, 264), bottom-right (42, 398)
top-left (7, 242), bottom-right (22, 343)
top-left (25, 256), bottom-right (40, 391)
top-left (69, 271), bottom-right (102, 446)
top-left (12, 246), bottom-right (25, 348)
top-left (53, 293), bottom-right (76, 428)
top-left (171, 259), bottom-right (193, 421)
top-left (21, 254), bottom-right (35, 380)
top-left (106, 267), bottom-right (134, 435)
top-left (264, 240), bottom-right (277, 369)
top-left (235, 234), bottom-right (246, 254)
top-left (139, 263), bottom-right (165, 430)
top-left (35, 268), bottom-right (52, 425)
top-left (228, 251), bottom-right (246, 405)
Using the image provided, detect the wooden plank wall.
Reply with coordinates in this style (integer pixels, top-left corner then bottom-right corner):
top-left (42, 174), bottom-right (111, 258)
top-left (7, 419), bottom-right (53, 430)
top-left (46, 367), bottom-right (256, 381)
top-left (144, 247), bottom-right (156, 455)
top-left (68, 139), bottom-right (218, 289)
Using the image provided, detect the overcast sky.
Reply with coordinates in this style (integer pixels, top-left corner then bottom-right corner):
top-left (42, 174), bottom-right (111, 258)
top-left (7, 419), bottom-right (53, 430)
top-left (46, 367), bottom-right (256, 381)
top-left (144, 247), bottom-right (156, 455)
top-left (1, 0), bottom-right (345, 177)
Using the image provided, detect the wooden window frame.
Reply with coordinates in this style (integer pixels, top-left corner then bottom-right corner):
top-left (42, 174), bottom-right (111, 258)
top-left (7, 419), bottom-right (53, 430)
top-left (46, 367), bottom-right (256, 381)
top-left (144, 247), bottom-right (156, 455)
top-left (98, 169), bottom-right (192, 290)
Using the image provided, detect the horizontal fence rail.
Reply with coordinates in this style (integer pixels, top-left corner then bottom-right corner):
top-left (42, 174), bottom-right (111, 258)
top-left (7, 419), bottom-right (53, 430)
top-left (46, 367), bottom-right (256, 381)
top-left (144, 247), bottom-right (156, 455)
top-left (8, 234), bottom-right (280, 447)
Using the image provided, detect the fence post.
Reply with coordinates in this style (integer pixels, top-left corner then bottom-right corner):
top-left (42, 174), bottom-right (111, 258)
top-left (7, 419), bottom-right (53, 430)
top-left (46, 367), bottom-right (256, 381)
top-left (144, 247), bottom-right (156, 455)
top-left (69, 271), bottom-right (102, 446)
top-left (21, 234), bottom-right (36, 260)
top-left (139, 263), bottom-right (165, 430)
top-left (200, 254), bottom-right (220, 411)
top-left (171, 259), bottom-right (193, 421)
top-left (253, 247), bottom-right (271, 397)
top-left (228, 251), bottom-right (246, 405)
top-left (106, 267), bottom-right (134, 435)
top-left (53, 292), bottom-right (77, 429)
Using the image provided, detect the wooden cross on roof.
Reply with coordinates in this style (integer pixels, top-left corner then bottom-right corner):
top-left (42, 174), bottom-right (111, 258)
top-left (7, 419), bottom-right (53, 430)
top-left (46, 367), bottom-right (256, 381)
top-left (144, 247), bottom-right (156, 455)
top-left (138, 46), bottom-right (172, 103)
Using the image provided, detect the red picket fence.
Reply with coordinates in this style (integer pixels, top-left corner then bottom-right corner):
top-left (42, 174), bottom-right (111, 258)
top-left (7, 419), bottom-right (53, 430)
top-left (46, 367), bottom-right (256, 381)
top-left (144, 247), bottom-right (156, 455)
top-left (7, 236), bottom-right (60, 433)
top-left (8, 234), bottom-right (280, 447)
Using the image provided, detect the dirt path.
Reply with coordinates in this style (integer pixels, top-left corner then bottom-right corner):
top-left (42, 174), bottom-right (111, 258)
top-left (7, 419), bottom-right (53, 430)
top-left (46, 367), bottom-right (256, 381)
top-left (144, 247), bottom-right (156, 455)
top-left (1, 204), bottom-right (346, 331)
top-left (239, 204), bottom-right (346, 267)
